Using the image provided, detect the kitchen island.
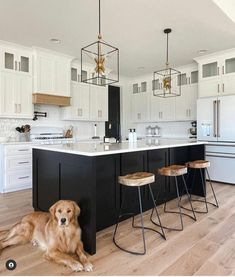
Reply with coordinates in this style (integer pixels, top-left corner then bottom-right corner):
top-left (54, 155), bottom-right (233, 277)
top-left (32, 139), bottom-right (206, 255)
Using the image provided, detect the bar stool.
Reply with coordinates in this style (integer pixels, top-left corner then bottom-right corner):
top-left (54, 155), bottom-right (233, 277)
top-left (113, 172), bottom-right (166, 255)
top-left (150, 165), bottom-right (196, 231)
top-left (181, 160), bottom-right (219, 214)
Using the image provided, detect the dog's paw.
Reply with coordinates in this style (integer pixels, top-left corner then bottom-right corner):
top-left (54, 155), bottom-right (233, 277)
top-left (84, 262), bottom-right (93, 272)
top-left (71, 262), bottom-right (84, 272)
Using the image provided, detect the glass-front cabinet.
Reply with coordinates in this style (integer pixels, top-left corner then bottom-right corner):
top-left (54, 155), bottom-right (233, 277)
top-left (2, 48), bottom-right (32, 75)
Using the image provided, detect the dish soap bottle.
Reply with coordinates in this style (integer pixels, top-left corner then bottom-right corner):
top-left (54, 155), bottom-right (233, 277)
top-left (133, 129), bottom-right (137, 142)
top-left (128, 129), bottom-right (133, 142)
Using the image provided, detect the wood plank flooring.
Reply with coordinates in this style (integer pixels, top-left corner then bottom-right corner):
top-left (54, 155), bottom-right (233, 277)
top-left (0, 182), bottom-right (234, 275)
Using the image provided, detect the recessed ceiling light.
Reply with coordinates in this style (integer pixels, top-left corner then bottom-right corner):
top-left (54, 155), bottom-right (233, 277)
top-left (138, 66), bottom-right (145, 70)
top-left (197, 49), bottom-right (208, 54)
top-left (50, 38), bottom-right (61, 44)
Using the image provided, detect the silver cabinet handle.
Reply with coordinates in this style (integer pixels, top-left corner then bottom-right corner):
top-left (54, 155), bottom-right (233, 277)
top-left (217, 100), bottom-right (220, 137)
top-left (19, 61), bottom-right (21, 71)
top-left (217, 67), bottom-right (219, 75)
top-left (222, 66), bottom-right (224, 74)
top-left (217, 84), bottom-right (220, 93)
top-left (98, 110), bottom-right (102, 118)
top-left (18, 176), bottom-right (29, 180)
top-left (18, 104), bottom-right (21, 113)
top-left (15, 61), bottom-right (17, 70)
top-left (18, 149), bottom-right (29, 152)
top-left (222, 83), bottom-right (224, 93)
top-left (18, 161), bottom-right (29, 164)
top-left (213, 100), bottom-right (217, 137)
top-left (137, 113), bottom-right (141, 120)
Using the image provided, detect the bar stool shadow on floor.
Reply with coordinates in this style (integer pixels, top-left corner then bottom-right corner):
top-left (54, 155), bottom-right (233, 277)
top-left (180, 160), bottom-right (219, 214)
top-left (150, 165), bottom-right (197, 232)
top-left (113, 172), bottom-right (166, 255)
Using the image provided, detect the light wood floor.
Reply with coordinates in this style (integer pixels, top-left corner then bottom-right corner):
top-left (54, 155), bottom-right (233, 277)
top-left (0, 182), bottom-right (235, 275)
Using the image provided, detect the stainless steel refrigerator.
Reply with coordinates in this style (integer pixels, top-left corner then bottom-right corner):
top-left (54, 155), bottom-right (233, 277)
top-left (197, 95), bottom-right (235, 184)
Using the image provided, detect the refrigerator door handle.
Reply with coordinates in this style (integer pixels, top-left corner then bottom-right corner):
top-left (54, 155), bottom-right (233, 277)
top-left (217, 100), bottom-right (220, 137)
top-left (213, 100), bottom-right (217, 137)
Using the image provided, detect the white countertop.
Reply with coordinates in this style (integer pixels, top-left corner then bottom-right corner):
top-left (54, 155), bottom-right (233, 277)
top-left (32, 139), bottom-right (207, 157)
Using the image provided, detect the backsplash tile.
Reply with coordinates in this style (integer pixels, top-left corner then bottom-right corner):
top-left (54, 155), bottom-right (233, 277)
top-left (0, 105), bottom-right (105, 141)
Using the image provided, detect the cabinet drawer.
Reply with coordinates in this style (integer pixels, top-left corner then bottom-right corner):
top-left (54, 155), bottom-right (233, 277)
top-left (5, 170), bottom-right (32, 191)
top-left (5, 155), bottom-right (32, 171)
top-left (5, 145), bottom-right (32, 156)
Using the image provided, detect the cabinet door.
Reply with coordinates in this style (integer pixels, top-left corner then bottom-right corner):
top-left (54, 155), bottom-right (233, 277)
top-left (90, 86), bottom-right (108, 121)
top-left (54, 58), bottom-right (70, 96)
top-left (150, 94), bottom-right (161, 121)
top-left (2, 51), bottom-right (17, 71)
top-left (221, 74), bottom-right (235, 96)
top-left (187, 84), bottom-right (198, 120)
top-left (18, 51), bottom-right (32, 75)
top-left (197, 97), bottom-right (217, 141)
top-left (37, 55), bottom-right (54, 93)
top-left (217, 95), bottom-right (235, 141)
top-left (159, 96), bottom-right (175, 121)
top-left (198, 79), bottom-right (220, 98)
top-left (72, 83), bottom-right (90, 120)
top-left (16, 75), bottom-right (33, 118)
top-left (0, 71), bottom-right (16, 116)
top-left (131, 92), bottom-right (149, 122)
top-left (175, 87), bottom-right (188, 121)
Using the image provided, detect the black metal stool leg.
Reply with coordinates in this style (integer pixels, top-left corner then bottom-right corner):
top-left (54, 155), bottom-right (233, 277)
top-left (113, 187), bottom-right (146, 255)
top-left (206, 168), bottom-right (219, 208)
top-left (181, 175), bottom-right (197, 221)
top-left (148, 184), bottom-right (166, 240)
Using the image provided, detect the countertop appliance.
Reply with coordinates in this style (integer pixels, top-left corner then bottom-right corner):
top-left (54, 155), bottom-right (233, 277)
top-left (30, 127), bottom-right (75, 144)
top-left (189, 121), bottom-right (197, 139)
top-left (197, 95), bottom-right (235, 184)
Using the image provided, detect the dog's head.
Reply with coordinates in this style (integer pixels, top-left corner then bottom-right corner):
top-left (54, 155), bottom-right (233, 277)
top-left (49, 200), bottom-right (81, 227)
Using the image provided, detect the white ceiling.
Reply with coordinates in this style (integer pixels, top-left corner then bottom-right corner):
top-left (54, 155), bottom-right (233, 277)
top-left (0, 0), bottom-right (235, 77)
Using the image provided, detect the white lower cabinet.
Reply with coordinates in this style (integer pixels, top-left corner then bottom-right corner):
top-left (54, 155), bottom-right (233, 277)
top-left (0, 71), bottom-right (33, 118)
top-left (0, 144), bottom-right (34, 193)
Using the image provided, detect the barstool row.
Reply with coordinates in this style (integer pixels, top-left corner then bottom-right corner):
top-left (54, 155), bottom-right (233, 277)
top-left (113, 159), bottom-right (219, 255)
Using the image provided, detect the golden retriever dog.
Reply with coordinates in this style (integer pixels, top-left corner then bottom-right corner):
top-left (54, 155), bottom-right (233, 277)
top-left (0, 200), bottom-right (93, 272)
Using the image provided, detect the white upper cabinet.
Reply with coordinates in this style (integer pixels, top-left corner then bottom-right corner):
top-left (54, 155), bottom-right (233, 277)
top-left (0, 71), bottom-right (33, 118)
top-left (89, 85), bottom-right (108, 122)
top-left (131, 78), bottom-right (150, 122)
top-left (1, 47), bottom-right (32, 75)
top-left (61, 82), bottom-right (90, 121)
top-left (33, 49), bottom-right (72, 97)
top-left (195, 49), bottom-right (235, 98)
top-left (0, 43), bottom-right (33, 119)
top-left (175, 65), bottom-right (198, 121)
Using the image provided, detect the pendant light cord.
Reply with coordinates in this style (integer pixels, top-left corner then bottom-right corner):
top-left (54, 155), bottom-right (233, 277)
top-left (98, 0), bottom-right (101, 39)
top-left (166, 32), bottom-right (169, 67)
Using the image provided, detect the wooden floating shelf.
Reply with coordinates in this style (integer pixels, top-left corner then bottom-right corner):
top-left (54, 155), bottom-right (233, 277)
top-left (32, 93), bottom-right (71, 107)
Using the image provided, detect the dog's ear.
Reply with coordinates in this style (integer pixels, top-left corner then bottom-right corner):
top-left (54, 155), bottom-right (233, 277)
top-left (72, 201), bottom-right (81, 218)
top-left (49, 202), bottom-right (58, 220)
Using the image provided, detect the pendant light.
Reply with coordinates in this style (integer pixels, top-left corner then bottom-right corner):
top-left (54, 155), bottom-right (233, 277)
top-left (153, 28), bottom-right (181, 97)
top-left (81, 0), bottom-right (119, 86)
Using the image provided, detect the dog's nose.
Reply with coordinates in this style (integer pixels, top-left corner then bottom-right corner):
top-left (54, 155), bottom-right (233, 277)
top-left (61, 218), bottom-right (66, 224)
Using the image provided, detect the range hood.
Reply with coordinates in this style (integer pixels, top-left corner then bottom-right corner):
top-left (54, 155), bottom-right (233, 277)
top-left (32, 93), bottom-right (71, 107)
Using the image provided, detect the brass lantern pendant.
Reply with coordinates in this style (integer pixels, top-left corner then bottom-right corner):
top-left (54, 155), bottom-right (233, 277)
top-left (81, 0), bottom-right (119, 86)
top-left (153, 28), bottom-right (181, 97)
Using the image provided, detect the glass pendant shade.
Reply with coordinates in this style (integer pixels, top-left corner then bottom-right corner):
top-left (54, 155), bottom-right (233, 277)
top-left (81, 0), bottom-right (119, 86)
top-left (153, 28), bottom-right (181, 97)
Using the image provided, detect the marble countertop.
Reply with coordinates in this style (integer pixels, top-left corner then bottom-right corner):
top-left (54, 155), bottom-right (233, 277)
top-left (32, 139), bottom-right (207, 157)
